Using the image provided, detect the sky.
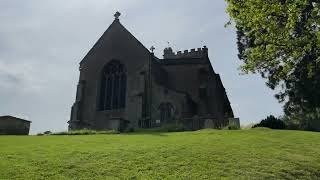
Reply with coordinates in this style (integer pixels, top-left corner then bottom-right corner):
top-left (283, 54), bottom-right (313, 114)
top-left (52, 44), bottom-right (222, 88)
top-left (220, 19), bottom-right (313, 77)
top-left (0, 0), bottom-right (283, 134)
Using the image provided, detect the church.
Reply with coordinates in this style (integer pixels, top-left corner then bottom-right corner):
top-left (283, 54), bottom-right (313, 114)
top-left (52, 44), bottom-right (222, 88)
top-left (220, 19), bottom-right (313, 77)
top-left (68, 12), bottom-right (235, 131)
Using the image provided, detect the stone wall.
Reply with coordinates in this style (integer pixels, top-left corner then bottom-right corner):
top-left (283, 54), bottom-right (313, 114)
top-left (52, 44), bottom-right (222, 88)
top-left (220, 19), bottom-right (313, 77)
top-left (70, 20), bottom-right (151, 130)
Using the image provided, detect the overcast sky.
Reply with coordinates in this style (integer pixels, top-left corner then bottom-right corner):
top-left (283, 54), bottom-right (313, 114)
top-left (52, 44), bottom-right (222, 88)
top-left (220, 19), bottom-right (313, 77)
top-left (0, 0), bottom-right (283, 134)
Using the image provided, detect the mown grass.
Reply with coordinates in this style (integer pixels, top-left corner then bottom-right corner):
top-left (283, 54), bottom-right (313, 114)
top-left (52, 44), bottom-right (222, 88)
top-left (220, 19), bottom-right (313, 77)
top-left (0, 129), bottom-right (320, 179)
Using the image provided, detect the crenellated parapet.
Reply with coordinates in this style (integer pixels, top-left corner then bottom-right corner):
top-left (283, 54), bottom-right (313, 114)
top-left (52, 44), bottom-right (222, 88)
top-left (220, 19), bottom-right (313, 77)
top-left (163, 46), bottom-right (208, 59)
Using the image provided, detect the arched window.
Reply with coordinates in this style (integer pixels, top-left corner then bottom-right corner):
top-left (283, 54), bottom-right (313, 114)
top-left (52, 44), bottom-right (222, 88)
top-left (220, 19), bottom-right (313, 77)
top-left (99, 60), bottom-right (126, 110)
top-left (159, 102), bottom-right (174, 123)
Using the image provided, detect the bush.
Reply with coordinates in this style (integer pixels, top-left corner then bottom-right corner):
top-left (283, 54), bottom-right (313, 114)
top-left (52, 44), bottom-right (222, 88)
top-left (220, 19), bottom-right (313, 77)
top-left (281, 109), bottom-right (320, 132)
top-left (281, 115), bottom-right (301, 130)
top-left (253, 115), bottom-right (286, 129)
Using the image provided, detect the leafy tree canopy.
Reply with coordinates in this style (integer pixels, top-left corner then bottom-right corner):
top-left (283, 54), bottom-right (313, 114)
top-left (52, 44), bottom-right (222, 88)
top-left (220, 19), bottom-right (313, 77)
top-left (225, 0), bottom-right (320, 128)
top-left (226, 0), bottom-right (319, 81)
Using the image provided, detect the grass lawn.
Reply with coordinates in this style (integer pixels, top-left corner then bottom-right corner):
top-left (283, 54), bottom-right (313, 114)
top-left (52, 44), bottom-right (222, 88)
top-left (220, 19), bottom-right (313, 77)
top-left (0, 129), bottom-right (320, 179)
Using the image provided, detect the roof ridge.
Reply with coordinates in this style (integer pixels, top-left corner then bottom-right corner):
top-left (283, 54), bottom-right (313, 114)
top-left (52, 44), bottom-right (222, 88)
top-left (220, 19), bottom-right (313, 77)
top-left (80, 19), bottom-right (151, 65)
top-left (0, 115), bottom-right (32, 122)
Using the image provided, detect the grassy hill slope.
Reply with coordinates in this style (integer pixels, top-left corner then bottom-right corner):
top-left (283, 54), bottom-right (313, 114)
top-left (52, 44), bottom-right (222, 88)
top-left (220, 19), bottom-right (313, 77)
top-left (0, 129), bottom-right (320, 179)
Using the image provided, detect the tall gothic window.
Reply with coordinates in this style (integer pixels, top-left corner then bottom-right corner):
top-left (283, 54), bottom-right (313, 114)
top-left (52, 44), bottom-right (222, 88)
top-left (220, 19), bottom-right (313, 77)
top-left (99, 60), bottom-right (127, 111)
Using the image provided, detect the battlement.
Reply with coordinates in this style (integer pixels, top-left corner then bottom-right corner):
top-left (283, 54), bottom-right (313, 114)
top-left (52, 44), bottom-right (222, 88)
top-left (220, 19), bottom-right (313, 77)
top-left (163, 46), bottom-right (208, 59)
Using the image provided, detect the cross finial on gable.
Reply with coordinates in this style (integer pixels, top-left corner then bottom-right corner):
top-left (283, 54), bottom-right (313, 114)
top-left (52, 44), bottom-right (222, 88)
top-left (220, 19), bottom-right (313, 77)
top-left (114, 11), bottom-right (121, 20)
top-left (150, 46), bottom-right (155, 53)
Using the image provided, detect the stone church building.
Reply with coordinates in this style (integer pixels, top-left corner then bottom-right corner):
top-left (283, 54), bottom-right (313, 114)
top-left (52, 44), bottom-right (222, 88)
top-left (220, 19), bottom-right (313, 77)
top-left (68, 12), bottom-right (234, 131)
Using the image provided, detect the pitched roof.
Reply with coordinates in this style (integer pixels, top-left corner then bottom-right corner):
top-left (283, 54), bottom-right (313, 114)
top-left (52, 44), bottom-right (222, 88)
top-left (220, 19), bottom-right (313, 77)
top-left (0, 115), bottom-right (31, 123)
top-left (80, 19), bottom-right (150, 65)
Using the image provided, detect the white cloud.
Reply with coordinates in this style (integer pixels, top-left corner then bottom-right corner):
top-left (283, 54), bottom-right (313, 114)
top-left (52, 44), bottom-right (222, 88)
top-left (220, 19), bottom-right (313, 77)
top-left (0, 61), bottom-right (45, 93)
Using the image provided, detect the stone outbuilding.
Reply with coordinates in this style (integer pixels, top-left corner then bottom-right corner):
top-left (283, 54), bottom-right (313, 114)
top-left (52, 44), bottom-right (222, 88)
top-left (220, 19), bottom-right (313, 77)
top-left (0, 116), bottom-right (31, 135)
top-left (68, 12), bottom-right (235, 131)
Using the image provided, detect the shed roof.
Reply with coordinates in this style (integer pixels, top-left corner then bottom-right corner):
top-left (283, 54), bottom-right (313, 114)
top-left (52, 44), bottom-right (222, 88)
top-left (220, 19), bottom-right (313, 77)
top-left (0, 116), bottom-right (32, 123)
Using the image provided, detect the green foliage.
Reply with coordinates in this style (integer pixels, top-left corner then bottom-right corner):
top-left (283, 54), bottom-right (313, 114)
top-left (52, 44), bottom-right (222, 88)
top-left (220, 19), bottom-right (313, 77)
top-left (226, 0), bottom-right (319, 78)
top-left (50, 129), bottom-right (119, 135)
top-left (281, 108), bottom-right (320, 131)
top-left (253, 115), bottom-right (286, 129)
top-left (1, 130), bottom-right (320, 179)
top-left (225, 0), bottom-right (320, 128)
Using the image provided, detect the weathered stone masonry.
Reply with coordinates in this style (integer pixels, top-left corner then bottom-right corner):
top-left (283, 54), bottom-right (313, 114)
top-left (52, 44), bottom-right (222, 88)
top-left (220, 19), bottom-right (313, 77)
top-left (68, 12), bottom-right (234, 131)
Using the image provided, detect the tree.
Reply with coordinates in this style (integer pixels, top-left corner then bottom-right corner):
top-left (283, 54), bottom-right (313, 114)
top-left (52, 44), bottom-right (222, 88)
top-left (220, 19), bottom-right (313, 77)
top-left (225, 0), bottom-right (320, 129)
top-left (253, 115), bottom-right (286, 129)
